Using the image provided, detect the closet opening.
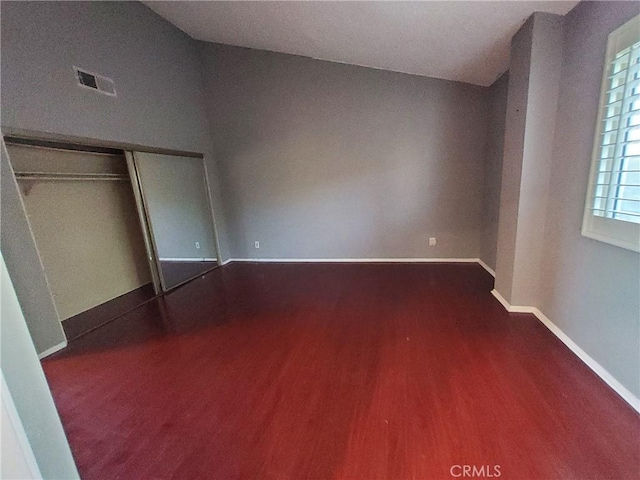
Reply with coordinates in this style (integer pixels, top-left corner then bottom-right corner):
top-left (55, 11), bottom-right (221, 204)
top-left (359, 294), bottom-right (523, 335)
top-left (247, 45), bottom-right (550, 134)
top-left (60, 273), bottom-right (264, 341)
top-left (4, 135), bottom-right (222, 343)
top-left (5, 139), bottom-right (157, 340)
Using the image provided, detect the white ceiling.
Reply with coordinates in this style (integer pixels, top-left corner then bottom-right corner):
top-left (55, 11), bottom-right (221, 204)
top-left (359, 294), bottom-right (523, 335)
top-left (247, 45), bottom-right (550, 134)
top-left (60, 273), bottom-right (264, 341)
top-left (144, 1), bottom-right (579, 87)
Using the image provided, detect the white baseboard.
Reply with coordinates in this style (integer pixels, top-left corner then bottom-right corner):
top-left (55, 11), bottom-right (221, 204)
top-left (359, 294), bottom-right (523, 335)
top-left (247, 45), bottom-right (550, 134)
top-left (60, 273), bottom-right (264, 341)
top-left (229, 257), bottom-right (490, 268)
top-left (491, 289), bottom-right (511, 310)
top-left (228, 257), bottom-right (481, 263)
top-left (491, 288), bottom-right (640, 413)
top-left (37, 340), bottom-right (67, 360)
top-left (476, 259), bottom-right (496, 277)
top-left (225, 257), bottom-right (497, 277)
top-left (159, 257), bottom-right (217, 262)
top-left (490, 289), bottom-right (536, 313)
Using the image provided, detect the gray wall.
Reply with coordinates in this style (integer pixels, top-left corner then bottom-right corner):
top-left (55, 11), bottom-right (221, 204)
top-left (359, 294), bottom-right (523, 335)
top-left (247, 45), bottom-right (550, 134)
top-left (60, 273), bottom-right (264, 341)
top-left (0, 1), bottom-right (228, 354)
top-left (539, 1), bottom-right (640, 398)
top-left (511, 13), bottom-right (563, 307)
top-left (0, 0), bottom-right (228, 255)
top-left (0, 141), bottom-right (66, 353)
top-left (495, 13), bottom-right (564, 307)
top-left (135, 153), bottom-right (217, 260)
top-left (494, 18), bottom-right (533, 302)
top-left (1, 254), bottom-right (79, 479)
top-left (199, 43), bottom-right (491, 259)
top-left (480, 73), bottom-right (508, 271)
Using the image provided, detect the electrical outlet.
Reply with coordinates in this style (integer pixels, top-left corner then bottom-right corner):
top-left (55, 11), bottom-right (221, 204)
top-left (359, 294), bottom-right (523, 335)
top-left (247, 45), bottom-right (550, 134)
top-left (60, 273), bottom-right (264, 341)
top-left (195, 242), bottom-right (200, 249)
top-left (255, 241), bottom-right (260, 249)
top-left (429, 237), bottom-right (437, 246)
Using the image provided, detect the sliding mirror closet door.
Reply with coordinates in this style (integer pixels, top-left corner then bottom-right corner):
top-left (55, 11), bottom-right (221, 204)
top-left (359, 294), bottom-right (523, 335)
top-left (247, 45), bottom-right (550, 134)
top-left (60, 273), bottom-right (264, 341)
top-left (130, 152), bottom-right (219, 291)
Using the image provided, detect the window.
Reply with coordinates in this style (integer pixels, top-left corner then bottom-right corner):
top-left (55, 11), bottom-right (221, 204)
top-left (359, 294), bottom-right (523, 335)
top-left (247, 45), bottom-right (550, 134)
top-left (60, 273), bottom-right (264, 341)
top-left (583, 15), bottom-right (640, 252)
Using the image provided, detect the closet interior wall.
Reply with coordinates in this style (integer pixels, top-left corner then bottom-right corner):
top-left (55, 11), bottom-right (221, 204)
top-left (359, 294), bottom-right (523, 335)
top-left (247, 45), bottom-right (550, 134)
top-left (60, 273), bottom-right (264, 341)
top-left (6, 142), bottom-right (152, 322)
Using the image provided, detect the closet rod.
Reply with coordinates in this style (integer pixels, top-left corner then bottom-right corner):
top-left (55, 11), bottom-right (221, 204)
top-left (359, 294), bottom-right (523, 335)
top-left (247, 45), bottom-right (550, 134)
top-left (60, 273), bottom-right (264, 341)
top-left (14, 172), bottom-right (130, 182)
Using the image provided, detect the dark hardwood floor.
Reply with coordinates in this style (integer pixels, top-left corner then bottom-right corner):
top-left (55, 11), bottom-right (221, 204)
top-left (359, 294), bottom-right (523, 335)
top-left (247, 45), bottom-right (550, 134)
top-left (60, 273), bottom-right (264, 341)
top-left (43, 263), bottom-right (639, 480)
top-left (160, 260), bottom-right (219, 289)
top-left (61, 283), bottom-right (156, 341)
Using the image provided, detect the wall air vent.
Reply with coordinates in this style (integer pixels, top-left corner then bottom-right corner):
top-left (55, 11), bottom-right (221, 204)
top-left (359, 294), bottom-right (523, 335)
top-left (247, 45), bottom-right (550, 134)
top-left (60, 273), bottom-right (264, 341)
top-left (73, 66), bottom-right (116, 97)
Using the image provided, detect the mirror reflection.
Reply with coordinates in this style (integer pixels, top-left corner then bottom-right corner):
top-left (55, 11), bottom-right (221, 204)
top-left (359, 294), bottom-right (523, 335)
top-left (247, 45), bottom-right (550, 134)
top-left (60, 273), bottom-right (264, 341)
top-left (133, 152), bottom-right (218, 290)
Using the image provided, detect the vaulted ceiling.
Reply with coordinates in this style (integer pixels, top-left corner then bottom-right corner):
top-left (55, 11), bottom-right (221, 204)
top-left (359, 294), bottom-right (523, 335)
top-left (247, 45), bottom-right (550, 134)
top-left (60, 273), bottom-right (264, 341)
top-left (144, 1), bottom-right (579, 86)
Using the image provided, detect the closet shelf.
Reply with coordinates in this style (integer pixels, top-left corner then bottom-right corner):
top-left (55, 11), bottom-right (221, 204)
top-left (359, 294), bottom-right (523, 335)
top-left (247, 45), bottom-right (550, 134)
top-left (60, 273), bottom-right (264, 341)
top-left (14, 172), bottom-right (130, 182)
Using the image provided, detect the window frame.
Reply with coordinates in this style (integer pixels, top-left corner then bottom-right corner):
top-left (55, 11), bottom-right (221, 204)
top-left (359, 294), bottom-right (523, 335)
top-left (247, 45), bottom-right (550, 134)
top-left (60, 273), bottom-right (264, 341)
top-left (582, 14), bottom-right (640, 253)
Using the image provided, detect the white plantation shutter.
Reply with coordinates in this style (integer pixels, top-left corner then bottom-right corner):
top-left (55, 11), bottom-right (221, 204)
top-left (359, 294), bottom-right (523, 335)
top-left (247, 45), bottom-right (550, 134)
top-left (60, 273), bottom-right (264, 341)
top-left (583, 15), bottom-right (640, 252)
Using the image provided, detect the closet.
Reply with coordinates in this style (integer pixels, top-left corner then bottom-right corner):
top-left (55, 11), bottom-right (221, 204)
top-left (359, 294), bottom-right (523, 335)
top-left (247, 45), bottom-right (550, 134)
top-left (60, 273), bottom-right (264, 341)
top-left (5, 138), bottom-right (220, 339)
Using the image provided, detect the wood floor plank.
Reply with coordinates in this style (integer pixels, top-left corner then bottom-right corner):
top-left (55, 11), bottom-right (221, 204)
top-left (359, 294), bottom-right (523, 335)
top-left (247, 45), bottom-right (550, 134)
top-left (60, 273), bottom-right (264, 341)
top-left (42, 263), bottom-right (640, 479)
top-left (61, 283), bottom-right (155, 341)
